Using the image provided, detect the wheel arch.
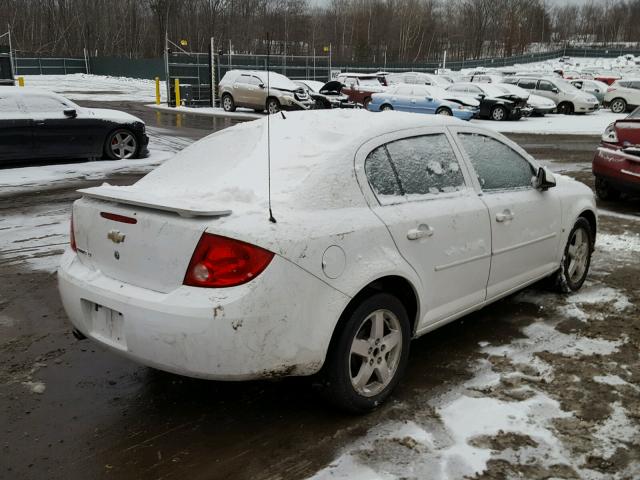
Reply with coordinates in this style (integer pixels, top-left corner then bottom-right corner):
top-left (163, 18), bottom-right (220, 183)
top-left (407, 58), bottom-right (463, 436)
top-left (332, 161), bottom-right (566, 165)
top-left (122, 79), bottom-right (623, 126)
top-left (327, 275), bottom-right (421, 358)
top-left (578, 208), bottom-right (597, 243)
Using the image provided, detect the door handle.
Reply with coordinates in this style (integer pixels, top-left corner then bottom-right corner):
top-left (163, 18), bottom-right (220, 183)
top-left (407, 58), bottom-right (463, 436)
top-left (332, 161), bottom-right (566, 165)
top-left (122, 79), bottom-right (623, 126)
top-left (407, 224), bottom-right (434, 240)
top-left (495, 209), bottom-right (515, 223)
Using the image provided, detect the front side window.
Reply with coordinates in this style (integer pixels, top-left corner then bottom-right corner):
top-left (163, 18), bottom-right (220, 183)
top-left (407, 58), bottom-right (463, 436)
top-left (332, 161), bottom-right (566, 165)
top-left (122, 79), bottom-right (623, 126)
top-left (457, 133), bottom-right (535, 192)
top-left (386, 134), bottom-right (466, 197)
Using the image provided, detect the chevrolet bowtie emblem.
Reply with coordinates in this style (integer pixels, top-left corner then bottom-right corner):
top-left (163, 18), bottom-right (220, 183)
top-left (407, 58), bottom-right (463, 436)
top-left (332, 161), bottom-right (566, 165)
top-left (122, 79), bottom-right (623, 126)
top-left (107, 230), bottom-right (126, 244)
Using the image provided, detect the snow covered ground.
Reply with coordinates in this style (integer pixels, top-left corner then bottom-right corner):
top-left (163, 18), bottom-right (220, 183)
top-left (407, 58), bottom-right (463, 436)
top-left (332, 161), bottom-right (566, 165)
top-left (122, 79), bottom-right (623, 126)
top-left (148, 103), bottom-right (263, 120)
top-left (476, 109), bottom-right (626, 135)
top-left (20, 74), bottom-right (165, 102)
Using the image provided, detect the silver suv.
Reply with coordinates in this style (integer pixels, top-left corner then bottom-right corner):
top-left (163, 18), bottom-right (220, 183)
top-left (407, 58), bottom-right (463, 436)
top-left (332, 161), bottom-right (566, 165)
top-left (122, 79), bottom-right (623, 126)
top-left (504, 76), bottom-right (599, 114)
top-left (603, 78), bottom-right (640, 113)
top-left (219, 70), bottom-right (312, 114)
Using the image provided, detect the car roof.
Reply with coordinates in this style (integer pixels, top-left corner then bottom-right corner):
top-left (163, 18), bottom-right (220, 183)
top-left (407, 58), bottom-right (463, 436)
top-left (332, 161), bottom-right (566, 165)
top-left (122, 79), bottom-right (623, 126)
top-left (123, 110), bottom-right (466, 213)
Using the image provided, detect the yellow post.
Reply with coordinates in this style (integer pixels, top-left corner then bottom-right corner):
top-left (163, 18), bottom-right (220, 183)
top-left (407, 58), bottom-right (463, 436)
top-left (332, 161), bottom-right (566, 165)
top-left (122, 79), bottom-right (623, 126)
top-left (17, 76), bottom-right (24, 87)
top-left (155, 77), bottom-right (161, 105)
top-left (174, 78), bottom-right (181, 107)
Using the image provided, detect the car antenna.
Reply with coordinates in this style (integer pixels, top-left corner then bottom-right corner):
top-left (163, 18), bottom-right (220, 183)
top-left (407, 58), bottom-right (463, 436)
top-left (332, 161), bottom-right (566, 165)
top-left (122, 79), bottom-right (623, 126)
top-left (266, 33), bottom-right (276, 224)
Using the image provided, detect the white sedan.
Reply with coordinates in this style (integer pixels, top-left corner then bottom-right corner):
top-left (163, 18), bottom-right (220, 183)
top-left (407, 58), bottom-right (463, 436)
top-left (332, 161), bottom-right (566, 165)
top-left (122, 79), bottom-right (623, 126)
top-left (58, 110), bottom-right (596, 412)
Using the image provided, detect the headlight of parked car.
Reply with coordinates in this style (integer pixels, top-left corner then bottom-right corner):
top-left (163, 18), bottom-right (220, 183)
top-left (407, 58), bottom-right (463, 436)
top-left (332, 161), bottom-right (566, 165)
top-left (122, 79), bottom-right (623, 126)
top-left (602, 123), bottom-right (618, 143)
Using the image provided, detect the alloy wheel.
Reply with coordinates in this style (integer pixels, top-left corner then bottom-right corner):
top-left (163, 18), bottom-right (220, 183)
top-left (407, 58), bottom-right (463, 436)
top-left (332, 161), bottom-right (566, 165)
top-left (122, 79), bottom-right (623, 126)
top-left (610, 99), bottom-right (626, 114)
top-left (349, 309), bottom-right (403, 397)
top-left (492, 107), bottom-right (506, 121)
top-left (566, 228), bottom-right (589, 283)
top-left (267, 100), bottom-right (280, 114)
top-left (109, 132), bottom-right (137, 159)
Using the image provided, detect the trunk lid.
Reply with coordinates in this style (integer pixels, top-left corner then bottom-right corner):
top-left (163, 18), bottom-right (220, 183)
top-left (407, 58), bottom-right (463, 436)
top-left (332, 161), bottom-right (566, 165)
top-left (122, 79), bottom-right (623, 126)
top-left (73, 195), bottom-right (216, 293)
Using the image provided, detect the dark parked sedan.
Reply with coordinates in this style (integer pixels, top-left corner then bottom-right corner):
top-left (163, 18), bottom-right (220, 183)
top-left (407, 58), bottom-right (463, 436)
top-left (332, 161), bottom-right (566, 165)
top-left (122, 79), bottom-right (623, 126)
top-left (447, 82), bottom-right (528, 120)
top-left (0, 88), bottom-right (149, 163)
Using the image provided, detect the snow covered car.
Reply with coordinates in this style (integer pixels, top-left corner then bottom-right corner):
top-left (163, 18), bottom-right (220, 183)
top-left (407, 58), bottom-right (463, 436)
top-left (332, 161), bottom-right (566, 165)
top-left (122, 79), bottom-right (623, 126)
top-left (504, 76), bottom-right (599, 115)
top-left (603, 78), bottom-right (640, 114)
top-left (336, 73), bottom-right (386, 108)
top-left (294, 80), bottom-right (355, 109)
top-left (367, 84), bottom-right (476, 120)
top-left (592, 107), bottom-right (640, 200)
top-left (0, 87), bottom-right (148, 163)
top-left (447, 83), bottom-right (528, 121)
top-left (570, 79), bottom-right (609, 104)
top-left (219, 70), bottom-right (312, 114)
top-left (385, 72), bottom-right (452, 88)
top-left (58, 110), bottom-right (597, 412)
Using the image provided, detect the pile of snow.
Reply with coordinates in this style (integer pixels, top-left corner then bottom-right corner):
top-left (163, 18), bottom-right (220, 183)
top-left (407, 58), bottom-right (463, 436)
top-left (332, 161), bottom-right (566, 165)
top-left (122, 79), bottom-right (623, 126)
top-left (20, 74), bottom-right (165, 102)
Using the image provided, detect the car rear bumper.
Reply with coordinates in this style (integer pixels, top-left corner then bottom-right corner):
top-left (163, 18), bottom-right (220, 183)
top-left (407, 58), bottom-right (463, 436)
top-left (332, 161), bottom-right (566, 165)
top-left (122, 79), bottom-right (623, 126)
top-left (453, 109), bottom-right (476, 121)
top-left (593, 145), bottom-right (640, 194)
top-left (58, 250), bottom-right (349, 380)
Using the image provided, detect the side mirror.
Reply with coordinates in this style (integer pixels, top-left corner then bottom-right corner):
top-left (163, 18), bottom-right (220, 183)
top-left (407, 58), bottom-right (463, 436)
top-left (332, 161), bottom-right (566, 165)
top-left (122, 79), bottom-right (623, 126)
top-left (64, 109), bottom-right (77, 118)
top-left (259, 83), bottom-right (265, 89)
top-left (533, 167), bottom-right (556, 191)
top-left (426, 97), bottom-right (433, 102)
top-left (552, 88), bottom-right (559, 94)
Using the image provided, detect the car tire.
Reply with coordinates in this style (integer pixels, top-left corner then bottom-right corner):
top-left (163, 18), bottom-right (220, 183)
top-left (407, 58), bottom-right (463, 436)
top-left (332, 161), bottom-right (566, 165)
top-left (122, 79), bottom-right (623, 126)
top-left (609, 98), bottom-right (627, 114)
top-left (549, 218), bottom-right (593, 293)
top-left (380, 104), bottom-right (393, 111)
top-left (104, 129), bottom-right (139, 160)
top-left (266, 97), bottom-right (281, 114)
top-left (320, 293), bottom-right (411, 413)
top-left (363, 97), bottom-right (372, 109)
top-left (222, 94), bottom-right (236, 112)
top-left (595, 176), bottom-right (621, 201)
top-left (557, 102), bottom-right (574, 115)
top-left (436, 107), bottom-right (452, 116)
top-left (490, 105), bottom-right (507, 121)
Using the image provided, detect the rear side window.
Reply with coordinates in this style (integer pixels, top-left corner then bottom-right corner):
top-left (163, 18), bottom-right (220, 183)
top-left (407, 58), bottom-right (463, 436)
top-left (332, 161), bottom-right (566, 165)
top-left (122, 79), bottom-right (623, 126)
top-left (457, 133), bottom-right (535, 192)
top-left (630, 82), bottom-right (640, 90)
top-left (386, 134), bottom-right (466, 197)
top-left (0, 96), bottom-right (21, 112)
top-left (365, 146), bottom-right (403, 204)
top-left (518, 79), bottom-right (536, 89)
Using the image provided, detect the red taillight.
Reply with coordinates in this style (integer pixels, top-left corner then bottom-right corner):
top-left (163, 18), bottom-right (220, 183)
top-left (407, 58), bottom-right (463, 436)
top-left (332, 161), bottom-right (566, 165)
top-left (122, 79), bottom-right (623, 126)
top-left (100, 212), bottom-right (137, 224)
top-left (70, 213), bottom-right (77, 252)
top-left (183, 233), bottom-right (274, 288)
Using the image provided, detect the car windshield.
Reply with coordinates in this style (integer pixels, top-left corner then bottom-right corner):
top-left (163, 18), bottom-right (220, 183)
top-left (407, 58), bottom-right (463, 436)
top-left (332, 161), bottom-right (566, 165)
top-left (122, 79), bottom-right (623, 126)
top-left (359, 78), bottom-right (381, 87)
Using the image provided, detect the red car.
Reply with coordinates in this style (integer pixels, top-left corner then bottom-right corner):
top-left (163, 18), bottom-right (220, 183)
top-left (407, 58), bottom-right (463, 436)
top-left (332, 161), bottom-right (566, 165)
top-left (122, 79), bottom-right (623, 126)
top-left (336, 73), bottom-right (386, 108)
top-left (593, 107), bottom-right (640, 200)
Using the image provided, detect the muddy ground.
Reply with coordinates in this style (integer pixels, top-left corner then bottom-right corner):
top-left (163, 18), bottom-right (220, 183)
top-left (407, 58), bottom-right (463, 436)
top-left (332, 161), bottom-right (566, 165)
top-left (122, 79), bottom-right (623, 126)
top-left (0, 106), bottom-right (638, 479)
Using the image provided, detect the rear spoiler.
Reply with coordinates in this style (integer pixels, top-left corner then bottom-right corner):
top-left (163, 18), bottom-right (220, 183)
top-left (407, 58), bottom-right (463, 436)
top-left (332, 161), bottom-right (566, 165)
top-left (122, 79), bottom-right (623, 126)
top-left (78, 186), bottom-right (232, 218)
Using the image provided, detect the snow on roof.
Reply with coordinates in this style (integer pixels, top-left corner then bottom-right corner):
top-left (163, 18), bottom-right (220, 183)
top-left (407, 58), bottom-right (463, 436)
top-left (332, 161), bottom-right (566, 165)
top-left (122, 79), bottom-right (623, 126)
top-left (232, 70), bottom-right (298, 90)
top-left (91, 110), bottom-right (463, 215)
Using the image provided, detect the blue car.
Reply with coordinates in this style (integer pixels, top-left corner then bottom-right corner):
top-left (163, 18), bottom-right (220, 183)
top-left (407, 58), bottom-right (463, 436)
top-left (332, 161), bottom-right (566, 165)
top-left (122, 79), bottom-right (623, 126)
top-left (367, 84), bottom-right (476, 120)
